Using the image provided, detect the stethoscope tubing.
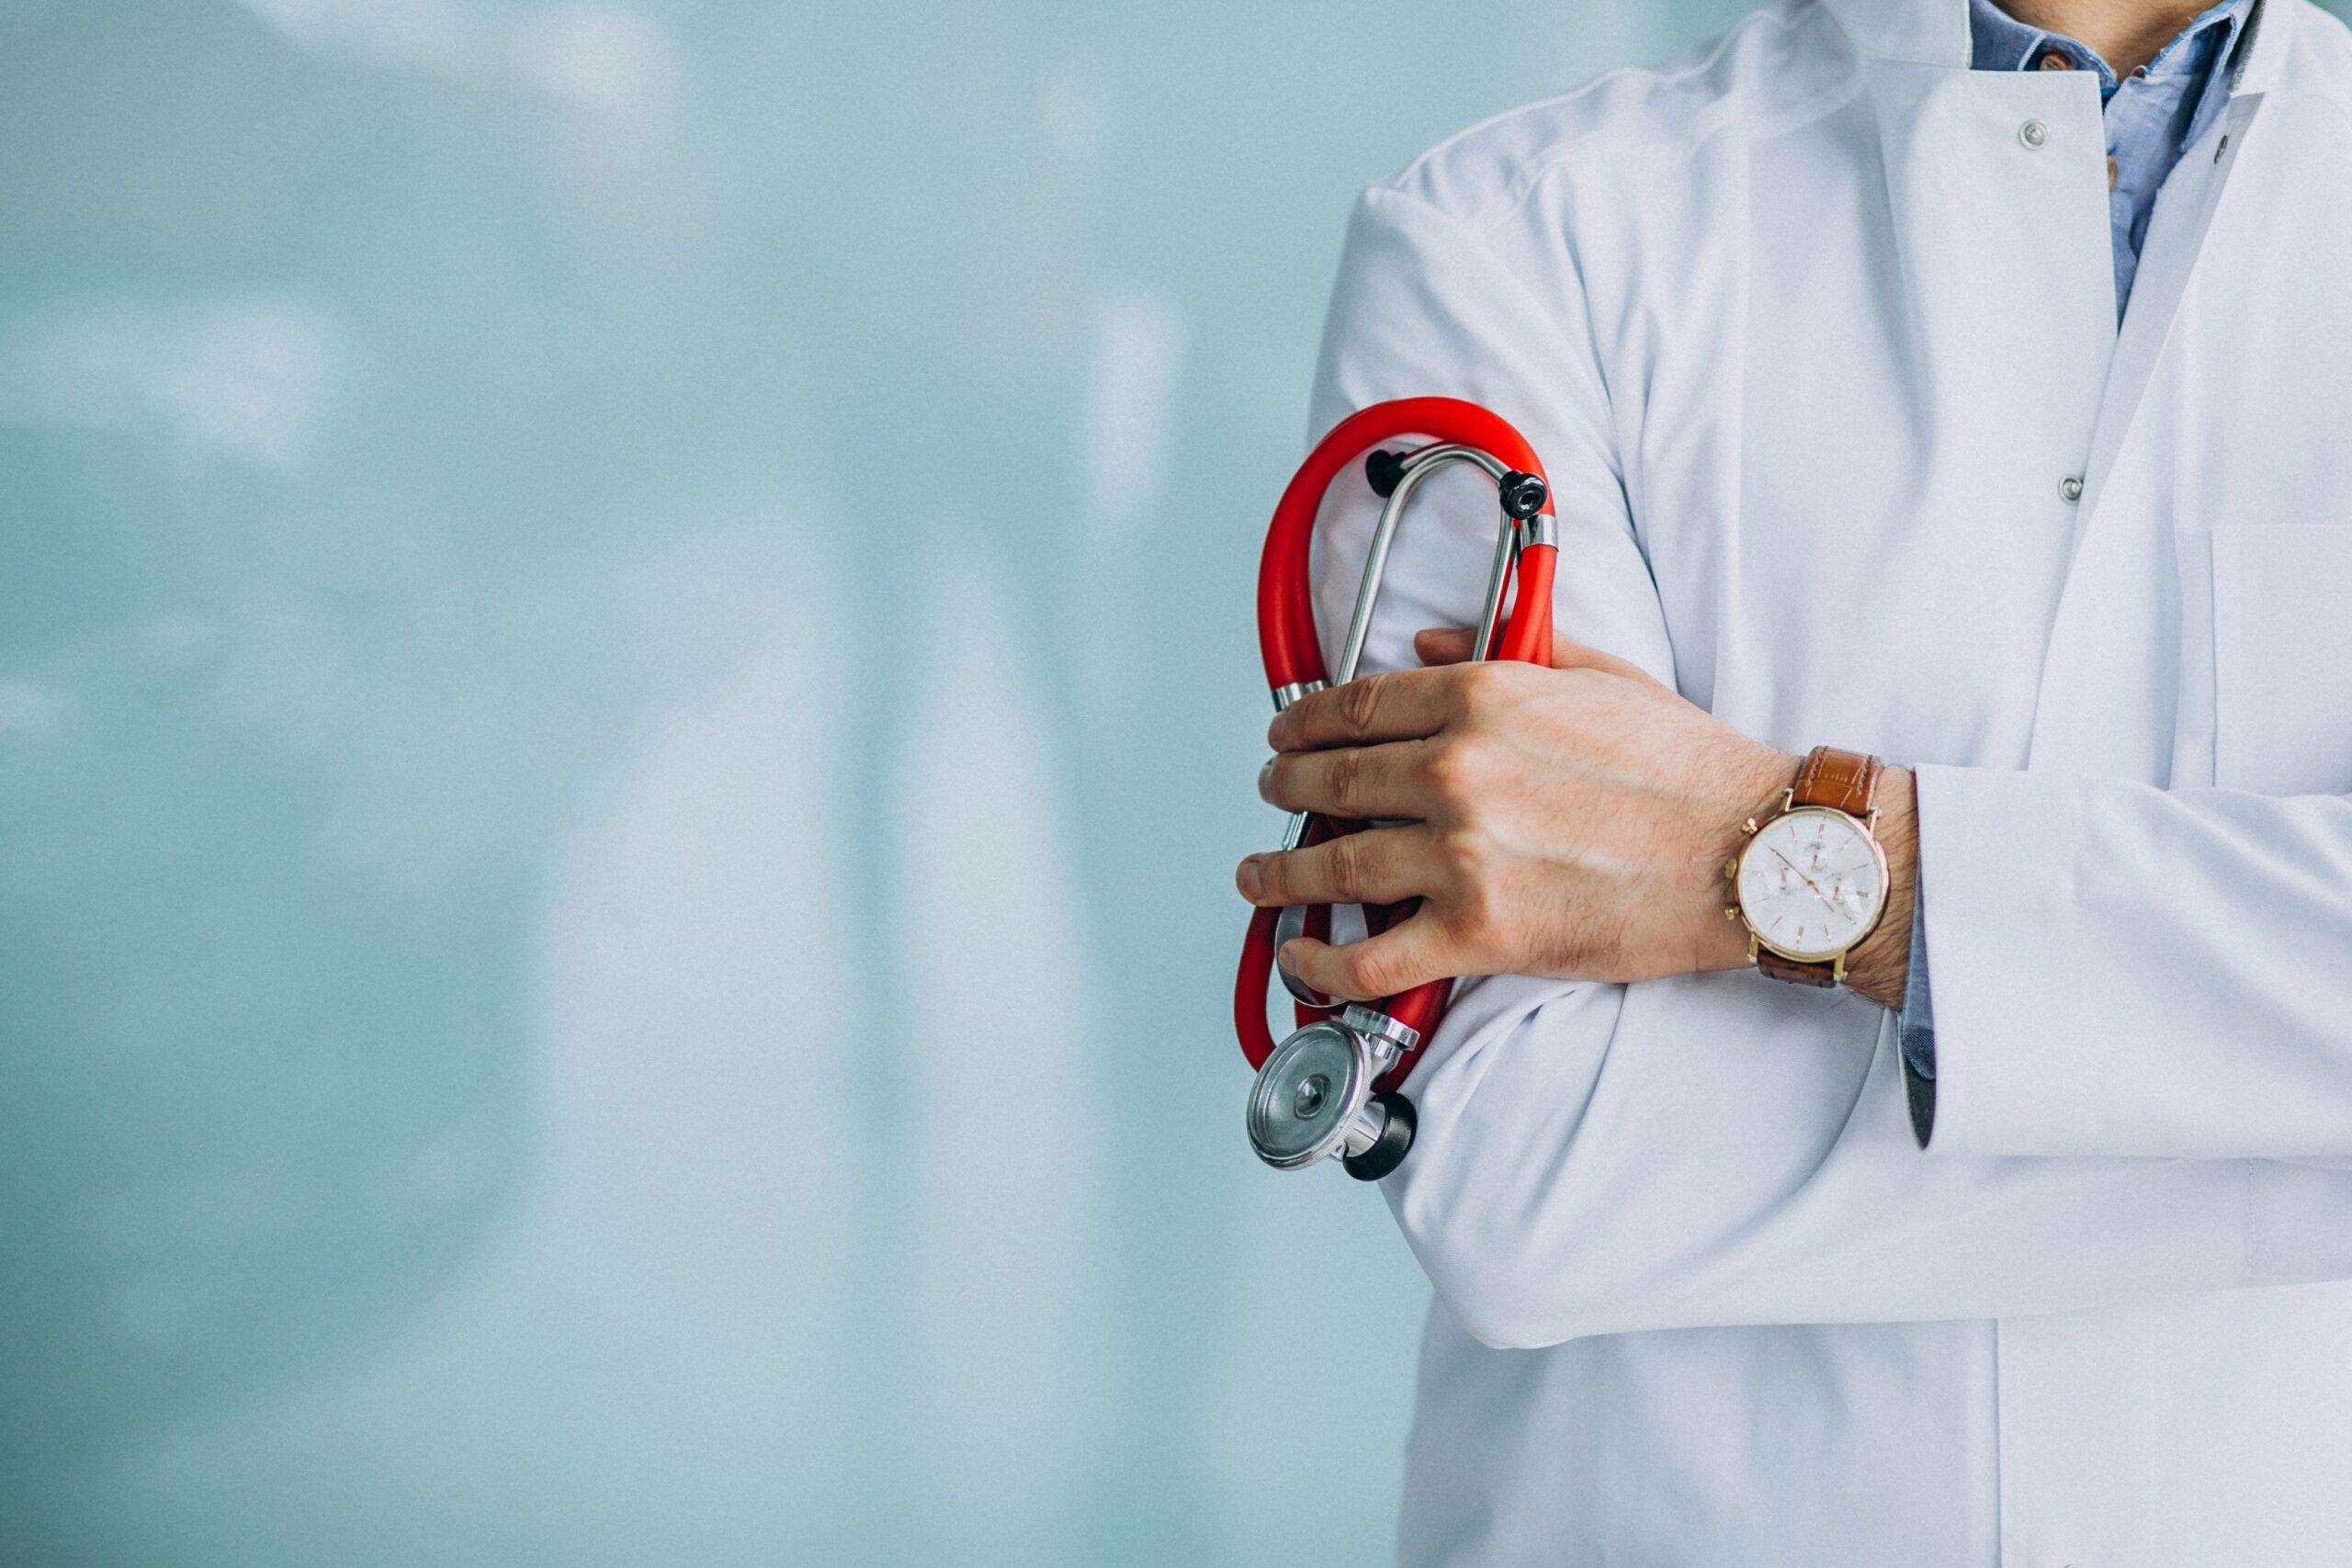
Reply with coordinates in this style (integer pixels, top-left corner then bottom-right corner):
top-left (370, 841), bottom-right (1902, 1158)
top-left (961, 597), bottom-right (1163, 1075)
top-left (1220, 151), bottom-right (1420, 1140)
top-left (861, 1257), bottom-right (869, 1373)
top-left (1253, 398), bottom-right (1554, 689)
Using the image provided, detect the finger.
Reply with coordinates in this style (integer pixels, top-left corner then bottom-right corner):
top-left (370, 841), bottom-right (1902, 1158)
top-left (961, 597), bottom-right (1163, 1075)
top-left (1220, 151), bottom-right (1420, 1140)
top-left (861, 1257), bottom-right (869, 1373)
top-left (1268, 666), bottom-right (1466, 751)
top-left (1547, 632), bottom-right (1661, 686)
top-left (1277, 915), bottom-right (1453, 1003)
top-left (1423, 623), bottom-right (1664, 686)
top-left (1236, 824), bottom-right (1432, 908)
top-left (1260, 740), bottom-right (1440, 820)
top-left (1413, 626), bottom-right (1477, 666)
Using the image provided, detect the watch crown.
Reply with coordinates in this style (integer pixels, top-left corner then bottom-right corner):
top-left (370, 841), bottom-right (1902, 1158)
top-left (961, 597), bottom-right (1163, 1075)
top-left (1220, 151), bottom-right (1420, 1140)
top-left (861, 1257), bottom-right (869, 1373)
top-left (1722, 856), bottom-right (1740, 881)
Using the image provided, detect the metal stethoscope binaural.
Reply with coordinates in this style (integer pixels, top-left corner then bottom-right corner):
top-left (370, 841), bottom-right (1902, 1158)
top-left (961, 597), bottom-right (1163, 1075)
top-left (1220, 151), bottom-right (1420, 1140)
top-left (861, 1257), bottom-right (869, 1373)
top-left (1236, 398), bottom-right (1556, 1179)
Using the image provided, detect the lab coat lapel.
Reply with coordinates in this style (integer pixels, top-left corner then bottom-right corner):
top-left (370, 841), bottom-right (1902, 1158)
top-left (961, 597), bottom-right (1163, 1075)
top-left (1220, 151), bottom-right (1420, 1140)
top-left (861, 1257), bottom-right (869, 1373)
top-left (2072, 110), bottom-right (2265, 526)
top-left (2024, 0), bottom-right (2288, 780)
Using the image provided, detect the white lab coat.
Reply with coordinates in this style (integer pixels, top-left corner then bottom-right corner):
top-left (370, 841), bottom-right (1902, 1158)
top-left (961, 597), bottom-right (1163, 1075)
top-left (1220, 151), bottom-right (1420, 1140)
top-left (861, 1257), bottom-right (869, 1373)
top-left (1305, 0), bottom-right (2352, 1558)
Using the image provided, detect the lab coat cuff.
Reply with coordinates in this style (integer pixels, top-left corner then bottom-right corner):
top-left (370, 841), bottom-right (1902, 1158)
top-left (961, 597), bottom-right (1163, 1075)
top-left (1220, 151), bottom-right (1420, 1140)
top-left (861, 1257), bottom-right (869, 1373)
top-left (1906, 763), bottom-right (2098, 1157)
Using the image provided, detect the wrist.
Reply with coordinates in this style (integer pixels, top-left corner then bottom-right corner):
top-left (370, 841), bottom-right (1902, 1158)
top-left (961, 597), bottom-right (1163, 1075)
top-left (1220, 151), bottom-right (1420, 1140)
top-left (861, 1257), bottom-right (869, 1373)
top-left (1707, 752), bottom-right (1917, 1004)
top-left (1839, 765), bottom-right (1916, 1008)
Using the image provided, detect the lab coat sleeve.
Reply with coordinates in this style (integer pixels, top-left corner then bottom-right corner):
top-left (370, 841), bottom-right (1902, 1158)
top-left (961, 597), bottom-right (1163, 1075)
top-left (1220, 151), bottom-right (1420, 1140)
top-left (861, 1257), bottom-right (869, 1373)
top-left (1917, 769), bottom-right (2352, 1161)
top-left (1306, 185), bottom-right (1678, 690)
top-left (1314, 182), bottom-right (2352, 1348)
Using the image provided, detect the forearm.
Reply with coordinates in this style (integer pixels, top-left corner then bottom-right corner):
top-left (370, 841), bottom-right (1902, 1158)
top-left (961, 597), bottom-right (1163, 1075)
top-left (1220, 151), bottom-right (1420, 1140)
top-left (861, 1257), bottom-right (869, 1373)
top-left (1393, 967), bottom-right (2352, 1348)
top-left (1917, 765), bottom-right (2352, 1159)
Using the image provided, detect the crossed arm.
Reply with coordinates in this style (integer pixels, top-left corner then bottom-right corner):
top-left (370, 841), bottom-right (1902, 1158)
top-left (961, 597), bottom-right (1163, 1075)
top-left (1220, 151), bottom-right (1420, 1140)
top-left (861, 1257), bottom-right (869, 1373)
top-left (1231, 625), bottom-right (2352, 1346)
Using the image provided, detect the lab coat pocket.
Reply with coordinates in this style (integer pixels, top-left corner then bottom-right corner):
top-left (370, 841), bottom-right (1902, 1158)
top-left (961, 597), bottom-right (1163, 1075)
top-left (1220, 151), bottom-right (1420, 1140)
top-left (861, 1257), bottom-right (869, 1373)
top-left (2212, 525), bottom-right (2352, 795)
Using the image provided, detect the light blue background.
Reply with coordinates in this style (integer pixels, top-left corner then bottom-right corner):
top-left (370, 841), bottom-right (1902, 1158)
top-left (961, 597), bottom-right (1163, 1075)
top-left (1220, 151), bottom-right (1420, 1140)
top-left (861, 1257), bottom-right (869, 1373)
top-left (14, 0), bottom-right (2298, 1561)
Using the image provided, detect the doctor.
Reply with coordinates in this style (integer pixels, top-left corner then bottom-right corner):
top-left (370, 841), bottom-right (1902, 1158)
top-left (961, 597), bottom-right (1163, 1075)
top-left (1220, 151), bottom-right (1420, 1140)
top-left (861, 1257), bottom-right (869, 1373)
top-left (1236, 0), bottom-right (2352, 1557)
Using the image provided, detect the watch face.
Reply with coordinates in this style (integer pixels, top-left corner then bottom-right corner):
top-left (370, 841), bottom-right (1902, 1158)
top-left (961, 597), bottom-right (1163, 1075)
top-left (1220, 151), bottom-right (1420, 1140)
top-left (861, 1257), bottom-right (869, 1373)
top-left (1737, 807), bottom-right (1888, 962)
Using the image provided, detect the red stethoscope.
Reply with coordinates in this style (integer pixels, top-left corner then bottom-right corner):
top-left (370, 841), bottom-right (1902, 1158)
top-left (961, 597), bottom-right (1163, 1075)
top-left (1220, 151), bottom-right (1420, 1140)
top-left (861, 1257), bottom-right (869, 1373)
top-left (1236, 398), bottom-right (1556, 1179)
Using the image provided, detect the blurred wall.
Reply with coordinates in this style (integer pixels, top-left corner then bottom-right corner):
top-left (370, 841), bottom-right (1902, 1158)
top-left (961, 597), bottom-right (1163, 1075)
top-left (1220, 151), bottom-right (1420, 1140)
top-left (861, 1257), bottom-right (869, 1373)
top-left (0, 0), bottom-right (1928, 1562)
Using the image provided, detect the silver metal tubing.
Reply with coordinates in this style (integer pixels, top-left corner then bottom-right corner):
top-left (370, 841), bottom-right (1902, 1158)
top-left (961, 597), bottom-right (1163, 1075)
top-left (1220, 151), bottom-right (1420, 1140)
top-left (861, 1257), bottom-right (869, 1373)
top-left (1408, 443), bottom-right (1512, 487)
top-left (1271, 679), bottom-right (1327, 712)
top-left (1518, 512), bottom-right (1558, 550)
top-left (1470, 508), bottom-right (1519, 666)
top-left (1334, 444), bottom-right (1513, 688)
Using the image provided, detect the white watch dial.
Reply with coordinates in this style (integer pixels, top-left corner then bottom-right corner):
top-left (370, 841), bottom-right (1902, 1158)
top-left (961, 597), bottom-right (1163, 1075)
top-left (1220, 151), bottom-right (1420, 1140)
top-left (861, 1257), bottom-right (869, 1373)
top-left (1736, 807), bottom-right (1887, 962)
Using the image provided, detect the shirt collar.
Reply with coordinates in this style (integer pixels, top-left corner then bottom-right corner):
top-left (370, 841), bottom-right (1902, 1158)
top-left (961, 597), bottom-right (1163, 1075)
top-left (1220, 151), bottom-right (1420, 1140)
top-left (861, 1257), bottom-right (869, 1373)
top-left (1967, 0), bottom-right (2255, 93)
top-left (1817, 0), bottom-right (2284, 96)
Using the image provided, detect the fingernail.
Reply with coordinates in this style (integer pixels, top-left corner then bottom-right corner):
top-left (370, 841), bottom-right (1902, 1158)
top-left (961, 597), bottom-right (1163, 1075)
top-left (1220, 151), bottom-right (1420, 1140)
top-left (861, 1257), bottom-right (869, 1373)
top-left (1237, 855), bottom-right (1263, 901)
top-left (1275, 942), bottom-right (1298, 975)
top-left (1257, 757), bottom-right (1276, 802)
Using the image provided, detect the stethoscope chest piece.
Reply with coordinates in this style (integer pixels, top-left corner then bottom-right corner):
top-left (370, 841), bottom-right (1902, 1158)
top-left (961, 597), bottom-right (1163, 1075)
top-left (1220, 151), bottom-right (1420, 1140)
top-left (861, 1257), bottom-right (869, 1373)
top-left (1245, 1012), bottom-right (1418, 1180)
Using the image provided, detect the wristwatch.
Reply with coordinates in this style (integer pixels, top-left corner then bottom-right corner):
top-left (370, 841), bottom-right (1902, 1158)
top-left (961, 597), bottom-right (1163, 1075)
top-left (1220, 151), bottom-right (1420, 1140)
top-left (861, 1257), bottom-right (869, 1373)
top-left (1727, 746), bottom-right (1890, 987)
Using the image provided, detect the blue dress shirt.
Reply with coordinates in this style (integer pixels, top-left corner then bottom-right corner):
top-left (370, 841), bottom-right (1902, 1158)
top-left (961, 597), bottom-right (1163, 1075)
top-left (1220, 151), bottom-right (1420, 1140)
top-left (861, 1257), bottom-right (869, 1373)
top-left (1895, 0), bottom-right (2254, 1145)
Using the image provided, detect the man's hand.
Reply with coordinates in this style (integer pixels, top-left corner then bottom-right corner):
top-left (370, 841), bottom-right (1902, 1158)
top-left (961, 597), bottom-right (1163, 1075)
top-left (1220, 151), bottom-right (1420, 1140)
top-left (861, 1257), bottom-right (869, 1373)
top-left (1236, 628), bottom-right (1917, 1008)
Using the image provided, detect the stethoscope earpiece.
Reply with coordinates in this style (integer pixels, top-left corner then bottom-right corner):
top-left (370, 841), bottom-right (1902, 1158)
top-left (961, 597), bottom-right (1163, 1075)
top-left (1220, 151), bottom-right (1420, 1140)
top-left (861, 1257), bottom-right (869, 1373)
top-left (1498, 469), bottom-right (1549, 521)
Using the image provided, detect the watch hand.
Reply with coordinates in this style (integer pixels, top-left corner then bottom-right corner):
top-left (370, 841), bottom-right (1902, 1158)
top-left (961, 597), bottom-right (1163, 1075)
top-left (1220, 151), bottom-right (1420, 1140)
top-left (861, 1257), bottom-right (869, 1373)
top-left (1769, 846), bottom-right (1845, 917)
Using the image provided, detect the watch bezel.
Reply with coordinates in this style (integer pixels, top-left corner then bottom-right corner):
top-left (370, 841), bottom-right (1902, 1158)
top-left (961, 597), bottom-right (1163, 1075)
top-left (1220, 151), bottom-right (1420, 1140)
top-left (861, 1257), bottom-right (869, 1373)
top-left (1735, 805), bottom-right (1891, 964)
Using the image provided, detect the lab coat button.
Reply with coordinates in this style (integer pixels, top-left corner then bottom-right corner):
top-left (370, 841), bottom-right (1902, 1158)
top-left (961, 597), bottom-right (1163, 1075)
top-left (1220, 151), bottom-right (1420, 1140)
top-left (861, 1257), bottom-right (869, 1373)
top-left (2059, 475), bottom-right (2084, 503)
top-left (2020, 118), bottom-right (2049, 149)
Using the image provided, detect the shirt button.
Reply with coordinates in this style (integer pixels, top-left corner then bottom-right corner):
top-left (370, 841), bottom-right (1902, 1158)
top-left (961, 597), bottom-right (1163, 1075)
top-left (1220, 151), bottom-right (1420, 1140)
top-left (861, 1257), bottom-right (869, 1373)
top-left (2036, 50), bottom-right (2074, 70)
top-left (2108, 154), bottom-right (2120, 189)
top-left (2020, 118), bottom-right (2050, 149)
top-left (2059, 475), bottom-right (2085, 503)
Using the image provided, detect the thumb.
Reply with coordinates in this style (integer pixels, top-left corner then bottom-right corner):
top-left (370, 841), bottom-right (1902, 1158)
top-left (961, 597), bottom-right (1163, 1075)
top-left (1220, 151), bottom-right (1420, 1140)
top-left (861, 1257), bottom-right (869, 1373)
top-left (1414, 625), bottom-right (1663, 686)
top-left (1547, 631), bottom-right (1662, 685)
top-left (1412, 626), bottom-right (1478, 667)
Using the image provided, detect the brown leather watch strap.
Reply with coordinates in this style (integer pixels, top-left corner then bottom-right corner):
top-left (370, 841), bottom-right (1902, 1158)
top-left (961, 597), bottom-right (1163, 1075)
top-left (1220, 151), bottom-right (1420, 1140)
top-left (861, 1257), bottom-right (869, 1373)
top-left (1754, 747), bottom-right (1883, 988)
top-left (1756, 946), bottom-right (1842, 987)
top-left (1789, 745), bottom-right (1882, 818)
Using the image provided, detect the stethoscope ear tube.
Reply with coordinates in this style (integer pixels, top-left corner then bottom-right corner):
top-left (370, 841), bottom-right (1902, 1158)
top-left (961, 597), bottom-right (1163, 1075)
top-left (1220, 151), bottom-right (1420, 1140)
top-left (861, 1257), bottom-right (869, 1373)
top-left (1238, 398), bottom-right (1556, 1176)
